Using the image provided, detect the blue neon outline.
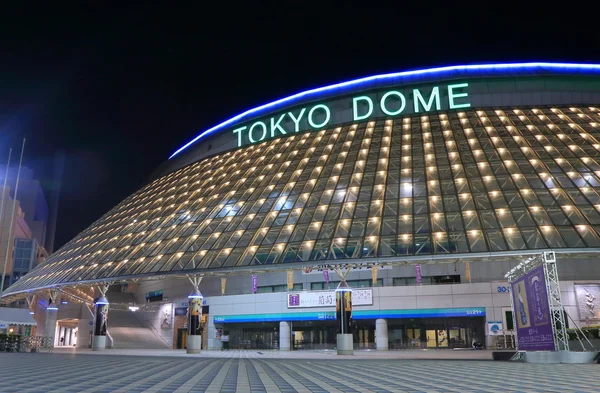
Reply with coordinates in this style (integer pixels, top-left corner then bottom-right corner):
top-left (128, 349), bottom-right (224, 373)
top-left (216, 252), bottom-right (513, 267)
top-left (169, 62), bottom-right (600, 159)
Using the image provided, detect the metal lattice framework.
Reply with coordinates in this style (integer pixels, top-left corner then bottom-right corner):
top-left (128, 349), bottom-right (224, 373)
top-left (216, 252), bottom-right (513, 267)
top-left (505, 251), bottom-right (569, 352)
top-left (542, 251), bottom-right (570, 351)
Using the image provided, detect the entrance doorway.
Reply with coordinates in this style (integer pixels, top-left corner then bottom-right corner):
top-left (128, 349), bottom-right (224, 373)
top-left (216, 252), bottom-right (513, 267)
top-left (291, 321), bottom-right (336, 350)
top-left (354, 323), bottom-right (375, 350)
top-left (56, 319), bottom-right (78, 347)
top-left (176, 328), bottom-right (187, 349)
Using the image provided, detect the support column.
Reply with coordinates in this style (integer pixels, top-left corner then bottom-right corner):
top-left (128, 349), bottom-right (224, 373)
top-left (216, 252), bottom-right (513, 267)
top-left (44, 291), bottom-right (59, 347)
top-left (92, 287), bottom-right (109, 351)
top-left (376, 319), bottom-right (389, 351)
top-left (187, 287), bottom-right (203, 354)
top-left (279, 321), bottom-right (291, 351)
top-left (335, 280), bottom-right (353, 355)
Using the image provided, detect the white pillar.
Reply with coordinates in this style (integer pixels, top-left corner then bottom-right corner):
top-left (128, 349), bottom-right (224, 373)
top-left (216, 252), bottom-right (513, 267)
top-left (376, 319), bottom-right (389, 351)
top-left (279, 321), bottom-right (291, 351)
top-left (58, 326), bottom-right (64, 346)
top-left (186, 290), bottom-right (203, 354)
top-left (44, 308), bottom-right (58, 345)
top-left (77, 318), bottom-right (92, 348)
top-left (335, 282), bottom-right (353, 355)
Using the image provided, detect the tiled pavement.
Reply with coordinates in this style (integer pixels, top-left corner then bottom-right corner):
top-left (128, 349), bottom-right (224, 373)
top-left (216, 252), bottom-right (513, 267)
top-left (0, 352), bottom-right (599, 393)
top-left (51, 348), bottom-right (496, 360)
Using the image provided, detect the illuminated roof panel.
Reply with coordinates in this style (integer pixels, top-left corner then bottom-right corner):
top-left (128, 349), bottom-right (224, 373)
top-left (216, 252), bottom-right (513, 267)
top-left (169, 62), bottom-right (600, 159)
top-left (5, 105), bottom-right (600, 297)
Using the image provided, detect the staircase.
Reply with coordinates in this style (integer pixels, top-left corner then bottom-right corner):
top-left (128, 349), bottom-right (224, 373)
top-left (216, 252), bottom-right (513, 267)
top-left (107, 309), bottom-right (170, 350)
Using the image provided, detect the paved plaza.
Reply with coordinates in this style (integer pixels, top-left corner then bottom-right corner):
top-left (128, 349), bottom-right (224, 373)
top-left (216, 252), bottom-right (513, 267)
top-left (0, 351), bottom-right (599, 393)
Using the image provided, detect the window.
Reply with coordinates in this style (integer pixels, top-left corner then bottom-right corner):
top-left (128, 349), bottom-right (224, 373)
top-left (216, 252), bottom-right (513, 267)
top-left (12, 238), bottom-right (36, 273)
top-left (256, 284), bottom-right (302, 293)
top-left (310, 278), bottom-right (383, 290)
top-left (393, 275), bottom-right (460, 286)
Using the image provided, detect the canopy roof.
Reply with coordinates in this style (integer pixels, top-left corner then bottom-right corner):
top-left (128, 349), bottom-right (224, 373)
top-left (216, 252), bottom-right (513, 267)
top-left (0, 307), bottom-right (37, 326)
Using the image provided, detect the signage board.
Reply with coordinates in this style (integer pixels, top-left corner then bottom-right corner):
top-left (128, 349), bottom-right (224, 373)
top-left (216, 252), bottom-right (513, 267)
top-left (487, 321), bottom-right (503, 335)
top-left (510, 265), bottom-right (555, 351)
top-left (287, 289), bottom-right (372, 308)
top-left (213, 307), bottom-right (485, 323)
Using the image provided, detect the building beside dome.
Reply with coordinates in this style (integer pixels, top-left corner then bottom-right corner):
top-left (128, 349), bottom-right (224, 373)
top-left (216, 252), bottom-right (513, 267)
top-left (3, 62), bottom-right (600, 352)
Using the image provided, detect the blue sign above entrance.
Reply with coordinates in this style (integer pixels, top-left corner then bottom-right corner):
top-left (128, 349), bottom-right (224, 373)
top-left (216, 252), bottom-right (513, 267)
top-left (213, 307), bottom-right (486, 323)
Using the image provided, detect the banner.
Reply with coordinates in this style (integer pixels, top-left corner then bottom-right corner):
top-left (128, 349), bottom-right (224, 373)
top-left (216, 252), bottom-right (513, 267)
top-left (323, 269), bottom-right (329, 283)
top-left (372, 266), bottom-right (378, 286)
top-left (510, 265), bottom-right (555, 351)
top-left (287, 289), bottom-right (372, 308)
top-left (287, 270), bottom-right (294, 290)
top-left (465, 262), bottom-right (471, 283)
top-left (252, 275), bottom-right (258, 293)
top-left (221, 277), bottom-right (227, 295)
top-left (415, 264), bottom-right (422, 285)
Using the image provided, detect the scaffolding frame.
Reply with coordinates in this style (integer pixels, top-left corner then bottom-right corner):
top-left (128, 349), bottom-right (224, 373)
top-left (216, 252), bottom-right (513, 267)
top-left (505, 251), bottom-right (569, 353)
top-left (541, 251), bottom-right (570, 351)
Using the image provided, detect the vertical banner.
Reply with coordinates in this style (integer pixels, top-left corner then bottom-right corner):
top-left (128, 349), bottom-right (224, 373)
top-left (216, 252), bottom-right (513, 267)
top-left (287, 270), bottom-right (294, 290)
top-left (252, 275), bottom-right (258, 293)
top-left (415, 264), bottom-right (422, 285)
top-left (372, 266), bottom-right (378, 286)
top-left (465, 261), bottom-right (471, 283)
top-left (188, 297), bottom-right (202, 336)
top-left (221, 277), bottom-right (227, 295)
top-left (94, 304), bottom-right (108, 336)
top-left (323, 269), bottom-right (330, 283)
top-left (335, 290), bottom-right (352, 334)
top-left (510, 265), bottom-right (554, 351)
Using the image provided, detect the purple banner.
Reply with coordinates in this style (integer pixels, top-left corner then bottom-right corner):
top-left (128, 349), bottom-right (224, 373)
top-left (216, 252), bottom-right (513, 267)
top-left (252, 275), bottom-right (258, 293)
top-left (510, 265), bottom-right (555, 351)
top-left (323, 270), bottom-right (329, 283)
top-left (415, 264), bottom-right (422, 284)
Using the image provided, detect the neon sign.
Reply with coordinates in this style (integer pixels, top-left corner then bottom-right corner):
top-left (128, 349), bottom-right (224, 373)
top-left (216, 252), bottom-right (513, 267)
top-left (232, 83), bottom-right (470, 147)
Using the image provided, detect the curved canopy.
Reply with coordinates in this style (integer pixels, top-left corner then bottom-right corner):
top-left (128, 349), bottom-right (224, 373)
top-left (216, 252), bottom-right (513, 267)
top-left (169, 62), bottom-right (600, 159)
top-left (5, 103), bottom-right (600, 297)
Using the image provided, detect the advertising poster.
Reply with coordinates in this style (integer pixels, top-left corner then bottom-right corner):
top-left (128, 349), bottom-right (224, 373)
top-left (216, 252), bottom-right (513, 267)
top-left (574, 284), bottom-right (600, 320)
top-left (510, 265), bottom-right (555, 351)
top-left (336, 290), bottom-right (352, 334)
top-left (188, 298), bottom-right (202, 335)
top-left (94, 304), bottom-right (108, 336)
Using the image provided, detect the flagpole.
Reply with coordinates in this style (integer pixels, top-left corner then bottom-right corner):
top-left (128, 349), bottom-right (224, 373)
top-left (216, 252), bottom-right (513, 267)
top-left (0, 148), bottom-right (13, 239)
top-left (0, 148), bottom-right (13, 299)
top-left (0, 139), bottom-right (25, 297)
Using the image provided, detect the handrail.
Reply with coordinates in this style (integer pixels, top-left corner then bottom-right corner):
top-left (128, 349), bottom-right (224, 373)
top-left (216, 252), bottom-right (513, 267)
top-left (106, 330), bottom-right (114, 348)
top-left (147, 323), bottom-right (171, 348)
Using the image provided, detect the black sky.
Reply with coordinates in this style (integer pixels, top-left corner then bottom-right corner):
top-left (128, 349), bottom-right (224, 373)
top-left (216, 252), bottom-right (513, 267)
top-left (1, 3), bottom-right (599, 250)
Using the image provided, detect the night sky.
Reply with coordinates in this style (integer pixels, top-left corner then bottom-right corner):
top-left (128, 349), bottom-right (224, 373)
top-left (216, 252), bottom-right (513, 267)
top-left (1, 3), bottom-right (599, 250)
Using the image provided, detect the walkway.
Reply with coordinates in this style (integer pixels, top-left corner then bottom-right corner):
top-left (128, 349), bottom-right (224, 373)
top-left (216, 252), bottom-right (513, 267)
top-left (1, 351), bottom-right (599, 393)
top-left (52, 347), bottom-right (496, 360)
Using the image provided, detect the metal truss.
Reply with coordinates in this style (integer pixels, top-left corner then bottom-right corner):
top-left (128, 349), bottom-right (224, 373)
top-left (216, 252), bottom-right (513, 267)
top-left (542, 252), bottom-right (570, 351)
top-left (505, 251), bottom-right (569, 352)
